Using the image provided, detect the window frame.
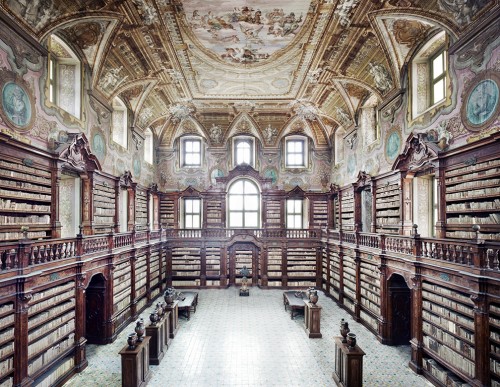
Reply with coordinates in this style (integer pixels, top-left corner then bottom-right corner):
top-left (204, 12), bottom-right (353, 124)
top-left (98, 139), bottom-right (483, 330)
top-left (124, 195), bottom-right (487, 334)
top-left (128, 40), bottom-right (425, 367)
top-left (111, 97), bottom-right (128, 149)
top-left (232, 136), bottom-right (255, 167)
top-left (430, 49), bottom-right (447, 106)
top-left (227, 179), bottom-right (260, 229)
top-left (182, 197), bottom-right (202, 229)
top-left (286, 199), bottom-right (304, 229)
top-left (285, 135), bottom-right (308, 169)
top-left (144, 128), bottom-right (154, 165)
top-left (181, 136), bottom-right (203, 168)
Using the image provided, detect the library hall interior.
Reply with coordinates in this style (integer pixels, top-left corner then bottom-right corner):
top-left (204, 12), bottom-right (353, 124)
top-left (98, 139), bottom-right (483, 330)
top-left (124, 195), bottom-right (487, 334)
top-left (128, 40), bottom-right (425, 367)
top-left (0, 0), bottom-right (499, 386)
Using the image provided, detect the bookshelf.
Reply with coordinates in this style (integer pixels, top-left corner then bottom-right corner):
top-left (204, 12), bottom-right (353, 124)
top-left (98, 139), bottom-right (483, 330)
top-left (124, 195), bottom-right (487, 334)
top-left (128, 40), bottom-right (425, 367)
top-left (205, 199), bottom-right (223, 228)
top-left (267, 246), bottom-right (282, 287)
top-left (149, 248), bottom-right (161, 293)
top-left (92, 176), bottom-right (116, 233)
top-left (340, 190), bottom-right (355, 231)
top-left (444, 158), bottom-right (500, 240)
top-left (34, 356), bottom-right (74, 387)
top-left (113, 259), bottom-right (132, 331)
top-left (160, 194), bottom-right (176, 228)
top-left (321, 248), bottom-right (328, 292)
top-left (0, 303), bottom-right (14, 387)
top-left (0, 158), bottom-right (52, 241)
top-left (135, 187), bottom-right (148, 231)
top-left (490, 303), bottom-right (500, 387)
top-left (311, 199), bottom-right (329, 229)
top-left (234, 249), bottom-right (253, 286)
top-left (421, 282), bottom-right (475, 383)
top-left (359, 259), bottom-right (380, 332)
top-left (286, 246), bottom-right (316, 288)
top-left (375, 181), bottom-right (401, 234)
top-left (328, 249), bottom-right (341, 301)
top-left (205, 246), bottom-right (221, 286)
top-left (27, 281), bottom-right (76, 382)
top-left (135, 252), bottom-right (148, 303)
top-left (265, 199), bottom-right (282, 228)
top-left (342, 253), bottom-right (357, 314)
top-left (171, 246), bottom-right (201, 287)
top-left (333, 196), bottom-right (340, 229)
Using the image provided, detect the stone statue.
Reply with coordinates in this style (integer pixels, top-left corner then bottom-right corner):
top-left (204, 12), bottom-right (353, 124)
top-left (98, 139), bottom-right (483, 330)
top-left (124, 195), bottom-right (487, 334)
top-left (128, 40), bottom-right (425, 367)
top-left (240, 265), bottom-right (250, 290)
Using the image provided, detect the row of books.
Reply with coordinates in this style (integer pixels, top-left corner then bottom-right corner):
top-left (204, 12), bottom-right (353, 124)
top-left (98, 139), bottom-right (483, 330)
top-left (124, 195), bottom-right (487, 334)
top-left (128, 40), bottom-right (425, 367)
top-left (28, 333), bottom-right (75, 376)
top-left (28, 300), bottom-right (75, 329)
top-left (360, 298), bottom-right (380, 314)
top-left (0, 178), bottom-right (50, 192)
top-left (422, 310), bottom-right (474, 341)
top-left (0, 199), bottom-right (50, 212)
top-left (360, 309), bottom-right (378, 330)
top-left (424, 335), bottom-right (475, 377)
top-left (360, 286), bottom-right (380, 302)
top-left (375, 200), bottom-right (400, 209)
top-left (446, 231), bottom-right (500, 240)
top-left (0, 160), bottom-right (50, 177)
top-left (31, 282), bottom-right (74, 303)
top-left (423, 357), bottom-right (468, 386)
top-left (113, 295), bottom-right (130, 312)
top-left (423, 321), bottom-right (475, 358)
top-left (376, 189), bottom-right (400, 198)
top-left (0, 188), bottom-right (50, 201)
top-left (446, 188), bottom-right (499, 200)
top-left (0, 214), bottom-right (50, 225)
top-left (0, 169), bottom-right (50, 185)
top-left (28, 311), bottom-right (75, 342)
top-left (423, 300), bottom-right (474, 329)
top-left (422, 290), bottom-right (473, 315)
top-left (446, 158), bottom-right (499, 176)
top-left (28, 320), bottom-right (75, 357)
top-left (36, 357), bottom-right (74, 387)
top-left (0, 327), bottom-right (13, 343)
top-left (0, 305), bottom-right (13, 315)
top-left (446, 178), bottom-right (500, 192)
top-left (447, 214), bottom-right (500, 224)
top-left (0, 357), bottom-right (13, 378)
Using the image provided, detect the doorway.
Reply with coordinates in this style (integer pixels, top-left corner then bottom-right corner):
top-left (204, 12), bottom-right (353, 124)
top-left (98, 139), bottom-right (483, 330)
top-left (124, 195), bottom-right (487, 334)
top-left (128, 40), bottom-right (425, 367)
top-left (388, 274), bottom-right (411, 345)
top-left (227, 243), bottom-right (259, 286)
top-left (85, 274), bottom-right (107, 344)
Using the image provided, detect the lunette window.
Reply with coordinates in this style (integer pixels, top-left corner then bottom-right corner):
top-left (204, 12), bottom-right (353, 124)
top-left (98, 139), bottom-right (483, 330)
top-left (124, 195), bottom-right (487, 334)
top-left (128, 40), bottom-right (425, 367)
top-left (228, 179), bottom-right (260, 228)
top-left (233, 137), bottom-right (254, 167)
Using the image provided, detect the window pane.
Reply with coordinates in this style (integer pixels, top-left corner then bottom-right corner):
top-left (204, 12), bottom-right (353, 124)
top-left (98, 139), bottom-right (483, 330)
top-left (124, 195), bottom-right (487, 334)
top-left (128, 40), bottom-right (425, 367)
top-left (185, 200), bottom-right (193, 213)
top-left (231, 181), bottom-right (244, 194)
top-left (185, 154), bottom-right (193, 165)
top-left (229, 195), bottom-right (244, 210)
top-left (294, 200), bottom-right (302, 213)
top-left (287, 141), bottom-right (295, 152)
top-left (192, 215), bottom-right (200, 228)
top-left (243, 181), bottom-right (258, 194)
top-left (192, 141), bottom-right (200, 151)
top-left (192, 199), bottom-right (200, 212)
top-left (433, 53), bottom-right (444, 78)
top-left (245, 195), bottom-right (259, 210)
top-left (433, 79), bottom-right (444, 103)
top-left (230, 212), bottom-right (243, 227)
top-left (191, 154), bottom-right (200, 165)
top-left (245, 212), bottom-right (258, 227)
top-left (294, 215), bottom-right (302, 228)
top-left (287, 215), bottom-right (295, 228)
top-left (185, 216), bottom-right (193, 228)
top-left (294, 141), bottom-right (302, 152)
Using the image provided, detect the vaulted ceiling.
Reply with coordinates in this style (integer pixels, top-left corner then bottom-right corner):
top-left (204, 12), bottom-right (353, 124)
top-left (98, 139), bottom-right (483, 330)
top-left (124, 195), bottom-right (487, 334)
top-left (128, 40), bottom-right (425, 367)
top-left (1, 0), bottom-right (493, 147)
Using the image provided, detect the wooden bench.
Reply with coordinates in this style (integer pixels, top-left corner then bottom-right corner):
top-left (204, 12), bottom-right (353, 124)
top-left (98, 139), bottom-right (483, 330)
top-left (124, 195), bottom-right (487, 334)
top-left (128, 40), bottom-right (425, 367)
top-left (283, 291), bottom-right (306, 319)
top-left (177, 292), bottom-right (198, 320)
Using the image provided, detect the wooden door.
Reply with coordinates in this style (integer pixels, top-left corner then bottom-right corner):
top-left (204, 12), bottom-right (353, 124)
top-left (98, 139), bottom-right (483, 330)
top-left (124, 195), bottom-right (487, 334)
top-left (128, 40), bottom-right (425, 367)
top-left (388, 274), bottom-right (411, 345)
top-left (85, 274), bottom-right (106, 344)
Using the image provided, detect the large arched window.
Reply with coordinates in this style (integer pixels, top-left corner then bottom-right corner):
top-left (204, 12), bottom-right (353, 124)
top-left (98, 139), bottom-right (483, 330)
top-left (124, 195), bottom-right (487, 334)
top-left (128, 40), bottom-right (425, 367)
top-left (228, 179), bottom-right (260, 228)
top-left (112, 97), bottom-right (128, 148)
top-left (144, 128), bottom-right (154, 164)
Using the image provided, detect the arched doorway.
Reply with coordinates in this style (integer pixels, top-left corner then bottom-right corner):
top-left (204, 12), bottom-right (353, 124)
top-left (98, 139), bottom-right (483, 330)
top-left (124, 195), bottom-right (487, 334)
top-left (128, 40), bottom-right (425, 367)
top-left (85, 274), bottom-right (107, 344)
top-left (388, 274), bottom-right (411, 345)
top-left (227, 242), bottom-right (259, 286)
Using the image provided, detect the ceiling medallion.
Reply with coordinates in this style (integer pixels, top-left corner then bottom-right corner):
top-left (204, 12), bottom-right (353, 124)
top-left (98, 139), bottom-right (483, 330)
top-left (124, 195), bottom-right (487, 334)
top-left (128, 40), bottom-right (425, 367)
top-left (169, 103), bottom-right (194, 122)
top-left (289, 99), bottom-right (318, 121)
top-left (182, 1), bottom-right (311, 64)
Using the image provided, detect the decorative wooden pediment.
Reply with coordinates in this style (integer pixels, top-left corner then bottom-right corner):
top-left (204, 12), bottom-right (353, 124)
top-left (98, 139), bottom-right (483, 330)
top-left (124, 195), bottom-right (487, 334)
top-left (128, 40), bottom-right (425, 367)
top-left (149, 183), bottom-right (158, 193)
top-left (179, 185), bottom-right (201, 198)
top-left (329, 183), bottom-right (340, 194)
top-left (355, 171), bottom-right (372, 188)
top-left (218, 164), bottom-right (273, 189)
top-left (58, 133), bottom-right (101, 174)
top-left (392, 133), bottom-right (440, 173)
top-left (120, 170), bottom-right (134, 188)
top-left (287, 185), bottom-right (306, 198)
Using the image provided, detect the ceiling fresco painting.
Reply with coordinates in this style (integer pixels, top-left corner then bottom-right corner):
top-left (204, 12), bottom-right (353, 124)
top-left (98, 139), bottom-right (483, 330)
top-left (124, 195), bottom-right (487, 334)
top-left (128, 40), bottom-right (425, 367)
top-left (182, 0), bottom-right (311, 64)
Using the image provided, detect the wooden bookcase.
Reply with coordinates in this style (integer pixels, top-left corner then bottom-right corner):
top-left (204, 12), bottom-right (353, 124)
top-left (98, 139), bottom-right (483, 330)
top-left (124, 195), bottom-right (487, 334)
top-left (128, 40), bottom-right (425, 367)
top-left (160, 193), bottom-right (177, 229)
top-left (321, 248), bottom-right (328, 293)
top-left (92, 174), bottom-right (117, 234)
top-left (113, 258), bottom-right (132, 332)
top-left (234, 249), bottom-right (253, 286)
top-left (0, 302), bottom-right (14, 387)
top-left (264, 198), bottom-right (282, 228)
top-left (205, 246), bottom-right (221, 286)
top-left (149, 248), bottom-right (161, 299)
top-left (444, 157), bottom-right (500, 240)
top-left (421, 281), bottom-right (475, 384)
top-left (340, 189), bottom-right (355, 231)
top-left (204, 197), bottom-right (223, 228)
top-left (309, 195), bottom-right (329, 229)
top-left (0, 156), bottom-right (53, 242)
top-left (135, 187), bottom-right (148, 231)
top-left (135, 252), bottom-right (148, 312)
top-left (27, 281), bottom-right (76, 384)
top-left (267, 246), bottom-right (282, 287)
top-left (374, 180), bottom-right (401, 234)
top-left (328, 249), bottom-right (341, 301)
top-left (171, 246), bottom-right (201, 287)
top-left (490, 304), bottom-right (500, 387)
top-left (286, 246), bottom-right (317, 288)
top-left (342, 253), bottom-right (357, 315)
top-left (359, 259), bottom-right (380, 333)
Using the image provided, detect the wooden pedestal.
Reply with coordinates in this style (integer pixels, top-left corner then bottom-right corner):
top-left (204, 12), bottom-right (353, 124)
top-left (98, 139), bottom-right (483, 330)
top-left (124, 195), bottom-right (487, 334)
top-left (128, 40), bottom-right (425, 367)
top-left (119, 336), bottom-right (151, 387)
top-left (146, 317), bottom-right (166, 365)
top-left (332, 336), bottom-right (366, 387)
top-left (163, 311), bottom-right (172, 347)
top-left (165, 301), bottom-right (179, 339)
top-left (304, 301), bottom-right (322, 338)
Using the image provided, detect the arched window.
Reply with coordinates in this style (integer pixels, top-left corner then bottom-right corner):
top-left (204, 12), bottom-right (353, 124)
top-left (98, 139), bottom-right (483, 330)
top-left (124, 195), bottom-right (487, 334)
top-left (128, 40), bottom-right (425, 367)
top-left (48, 35), bottom-right (82, 118)
top-left (233, 136), bottom-right (255, 167)
top-left (144, 128), bottom-right (154, 164)
top-left (112, 97), bottom-right (128, 148)
top-left (228, 179), bottom-right (260, 228)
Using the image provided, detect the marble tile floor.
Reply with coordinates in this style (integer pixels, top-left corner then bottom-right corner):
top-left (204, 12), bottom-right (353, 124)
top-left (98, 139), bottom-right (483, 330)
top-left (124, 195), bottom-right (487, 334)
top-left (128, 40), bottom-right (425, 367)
top-left (64, 288), bottom-right (432, 387)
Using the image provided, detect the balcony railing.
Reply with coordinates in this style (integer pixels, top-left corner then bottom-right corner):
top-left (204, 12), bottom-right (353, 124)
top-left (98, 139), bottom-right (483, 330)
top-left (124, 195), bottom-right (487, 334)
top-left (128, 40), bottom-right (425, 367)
top-left (0, 226), bottom-right (498, 274)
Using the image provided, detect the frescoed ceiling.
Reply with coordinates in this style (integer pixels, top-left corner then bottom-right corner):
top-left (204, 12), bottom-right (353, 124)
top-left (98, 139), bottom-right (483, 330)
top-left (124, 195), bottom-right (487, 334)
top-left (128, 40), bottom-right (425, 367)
top-left (0, 0), bottom-right (495, 147)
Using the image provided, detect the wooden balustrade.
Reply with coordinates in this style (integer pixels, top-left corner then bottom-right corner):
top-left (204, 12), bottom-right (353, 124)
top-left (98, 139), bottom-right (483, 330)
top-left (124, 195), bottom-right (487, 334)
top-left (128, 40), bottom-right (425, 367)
top-left (0, 243), bottom-right (18, 271)
top-left (28, 238), bottom-right (77, 265)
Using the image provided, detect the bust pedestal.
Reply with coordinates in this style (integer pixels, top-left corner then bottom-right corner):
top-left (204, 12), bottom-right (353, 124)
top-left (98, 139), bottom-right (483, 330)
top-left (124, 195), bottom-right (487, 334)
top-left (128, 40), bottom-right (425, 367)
top-left (332, 336), bottom-right (366, 387)
top-left (146, 317), bottom-right (166, 365)
top-left (304, 301), bottom-right (322, 338)
top-left (165, 301), bottom-right (179, 339)
top-left (119, 336), bottom-right (151, 387)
